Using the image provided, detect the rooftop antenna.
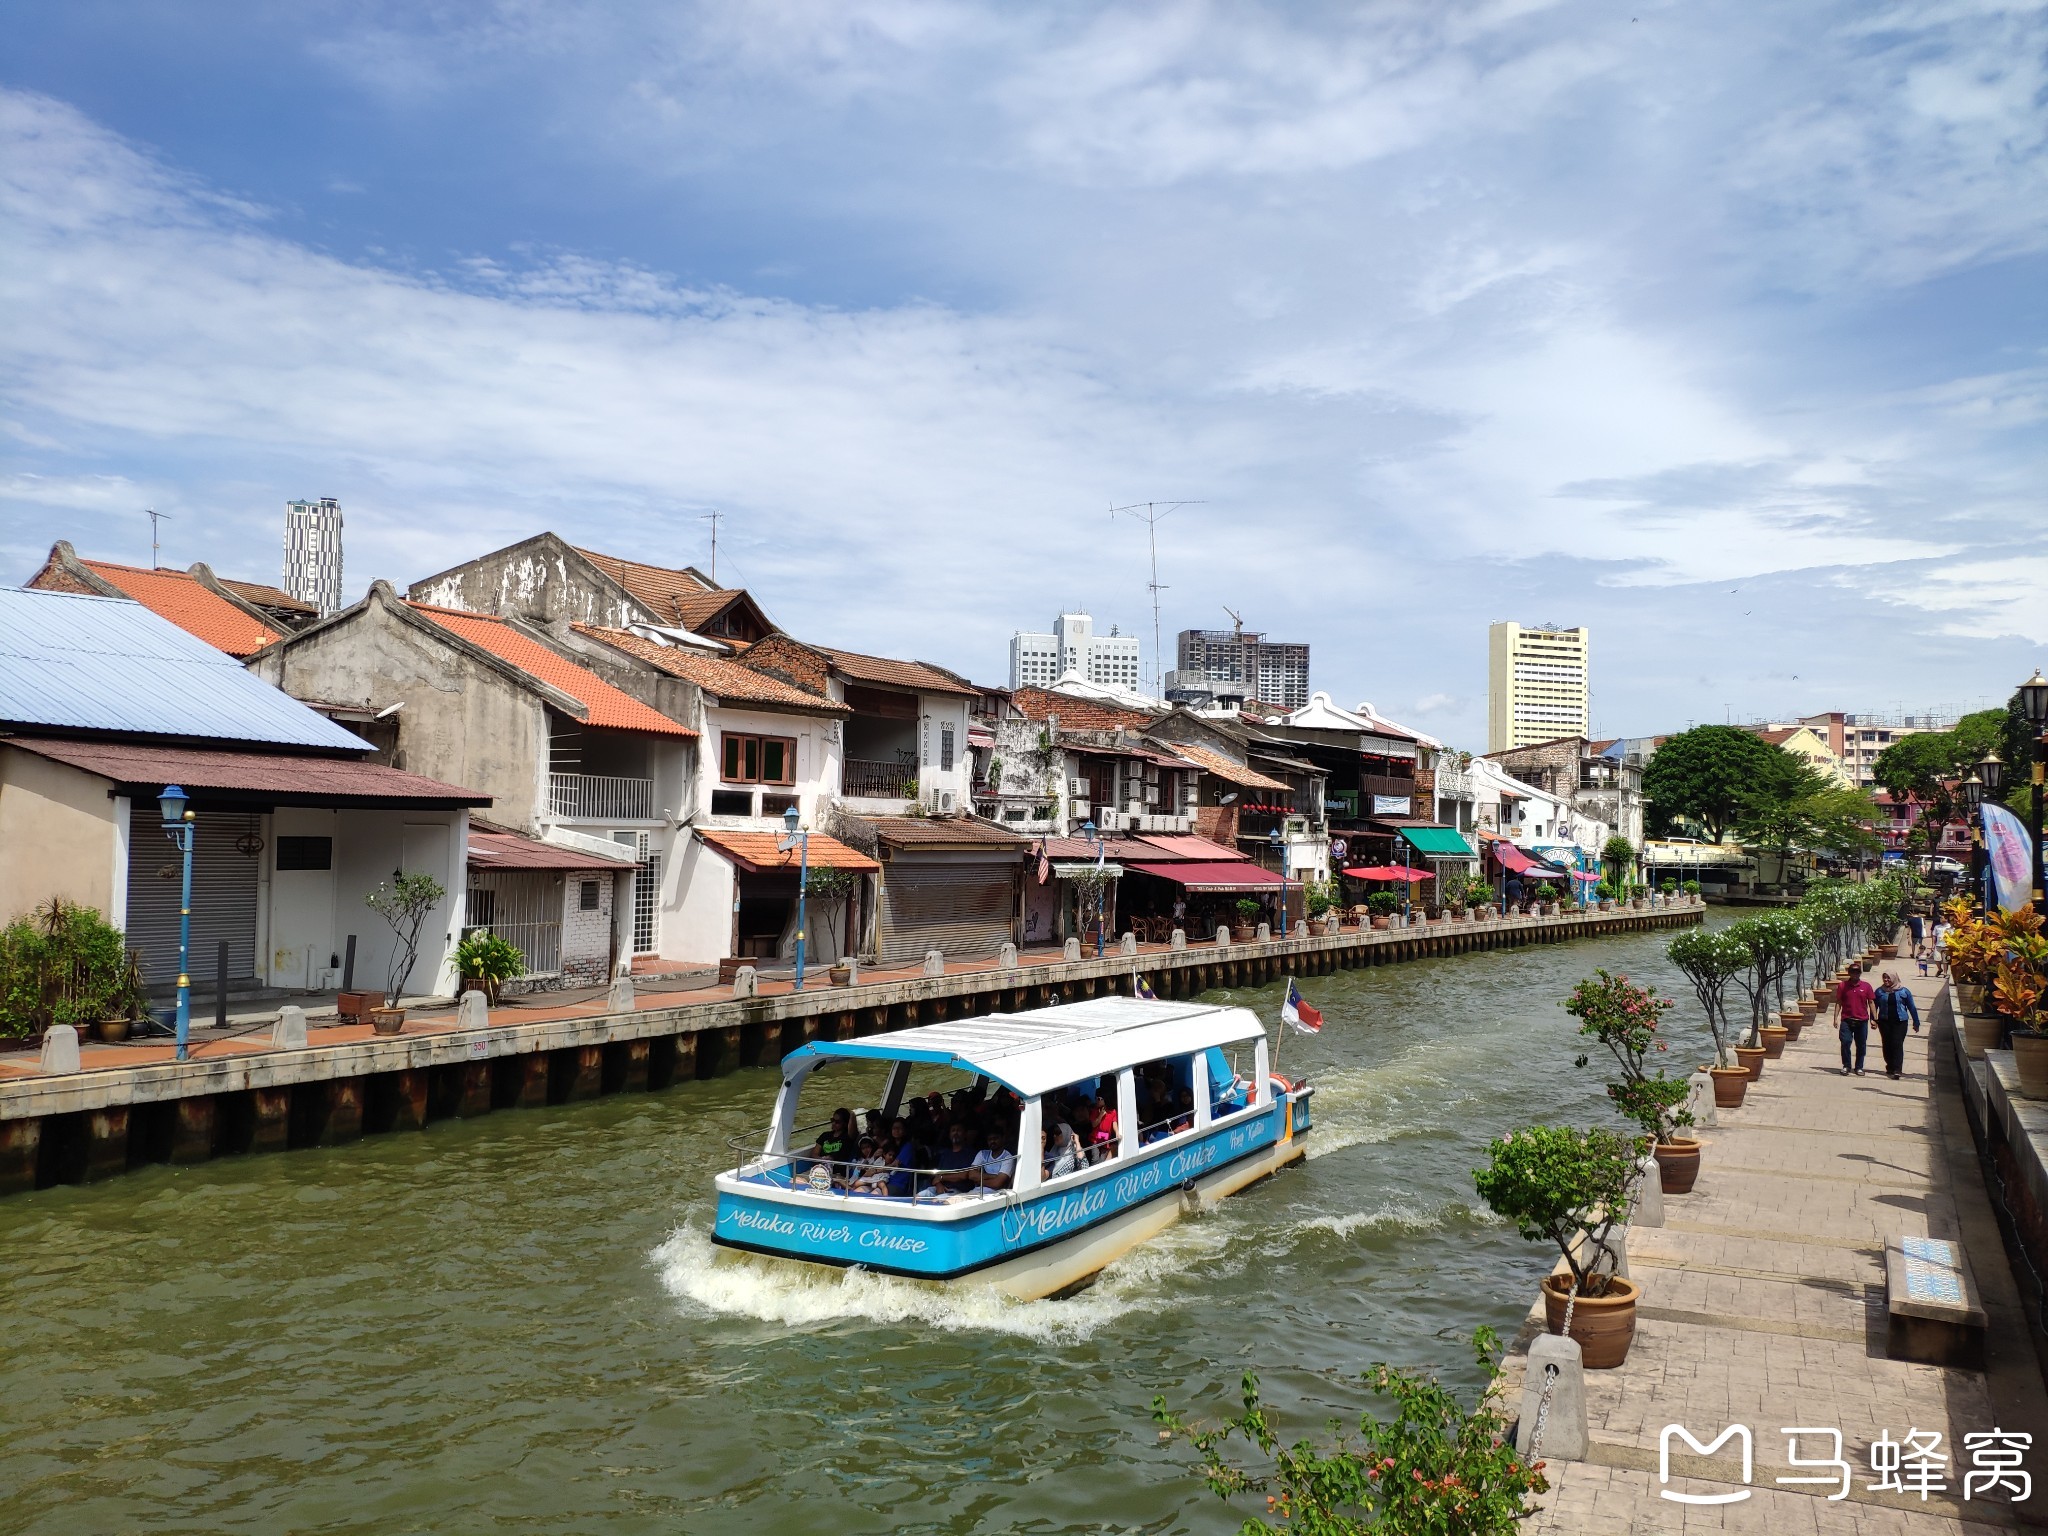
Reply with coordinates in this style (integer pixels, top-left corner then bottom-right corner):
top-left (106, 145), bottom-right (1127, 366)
top-left (1111, 499), bottom-right (1203, 696)
top-left (146, 508), bottom-right (171, 569)
top-left (699, 511), bottom-right (721, 584)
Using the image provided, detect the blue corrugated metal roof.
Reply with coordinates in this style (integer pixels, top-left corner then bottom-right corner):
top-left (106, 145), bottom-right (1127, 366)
top-left (0, 588), bottom-right (369, 750)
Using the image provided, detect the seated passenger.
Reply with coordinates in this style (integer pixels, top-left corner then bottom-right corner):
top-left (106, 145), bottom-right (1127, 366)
top-left (883, 1119), bottom-right (919, 1198)
top-left (1044, 1120), bottom-right (1084, 1179)
top-left (1088, 1093), bottom-right (1119, 1161)
top-left (799, 1108), bottom-right (858, 1175)
top-left (930, 1123), bottom-right (978, 1193)
top-left (1170, 1089), bottom-right (1195, 1134)
top-left (849, 1138), bottom-right (892, 1195)
top-left (969, 1127), bottom-right (1016, 1191)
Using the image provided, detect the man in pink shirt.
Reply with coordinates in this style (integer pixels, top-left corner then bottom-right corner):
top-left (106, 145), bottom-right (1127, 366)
top-left (1835, 962), bottom-right (1876, 1076)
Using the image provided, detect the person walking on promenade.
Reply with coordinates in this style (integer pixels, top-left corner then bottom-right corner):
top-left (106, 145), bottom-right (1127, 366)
top-left (1835, 962), bottom-right (1876, 1076)
top-left (1873, 970), bottom-right (1921, 1080)
top-left (1907, 909), bottom-right (1926, 967)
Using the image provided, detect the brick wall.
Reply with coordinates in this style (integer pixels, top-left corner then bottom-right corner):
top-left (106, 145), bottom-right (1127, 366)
top-left (560, 871), bottom-right (615, 984)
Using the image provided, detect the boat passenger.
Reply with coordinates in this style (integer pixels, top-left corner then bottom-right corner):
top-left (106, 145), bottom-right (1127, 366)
top-left (970, 1128), bottom-right (1015, 1191)
top-left (797, 1108), bottom-right (858, 1179)
top-left (1088, 1094), bottom-right (1119, 1162)
top-left (930, 1123), bottom-right (979, 1193)
top-left (848, 1138), bottom-right (892, 1196)
top-left (1044, 1121), bottom-right (1084, 1180)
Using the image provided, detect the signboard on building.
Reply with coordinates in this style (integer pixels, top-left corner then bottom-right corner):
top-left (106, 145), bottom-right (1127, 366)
top-left (1371, 794), bottom-right (1412, 816)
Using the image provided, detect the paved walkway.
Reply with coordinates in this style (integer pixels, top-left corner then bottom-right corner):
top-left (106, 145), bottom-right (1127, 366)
top-left (1512, 962), bottom-right (2048, 1532)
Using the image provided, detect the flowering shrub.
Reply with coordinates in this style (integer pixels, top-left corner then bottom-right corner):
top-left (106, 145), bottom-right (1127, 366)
top-left (1154, 1328), bottom-right (1548, 1534)
top-left (1567, 970), bottom-right (1695, 1144)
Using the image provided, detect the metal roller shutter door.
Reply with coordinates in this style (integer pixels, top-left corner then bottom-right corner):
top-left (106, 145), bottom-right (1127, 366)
top-left (878, 862), bottom-right (1015, 966)
top-left (125, 806), bottom-right (261, 986)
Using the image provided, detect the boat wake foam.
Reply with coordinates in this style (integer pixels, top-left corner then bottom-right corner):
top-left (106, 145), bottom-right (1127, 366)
top-left (651, 1215), bottom-right (1247, 1342)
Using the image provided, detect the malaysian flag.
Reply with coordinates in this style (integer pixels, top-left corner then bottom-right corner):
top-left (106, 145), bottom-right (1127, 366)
top-left (1135, 974), bottom-right (1158, 1000)
top-left (1036, 839), bottom-right (1051, 885)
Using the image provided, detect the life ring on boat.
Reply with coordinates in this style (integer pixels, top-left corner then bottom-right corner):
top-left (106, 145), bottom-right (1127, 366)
top-left (1269, 1073), bottom-right (1296, 1094)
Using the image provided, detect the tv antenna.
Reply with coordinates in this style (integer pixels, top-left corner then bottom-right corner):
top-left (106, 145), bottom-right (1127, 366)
top-left (146, 508), bottom-right (171, 568)
top-left (1110, 500), bottom-right (1203, 695)
top-left (699, 511), bottom-right (721, 584)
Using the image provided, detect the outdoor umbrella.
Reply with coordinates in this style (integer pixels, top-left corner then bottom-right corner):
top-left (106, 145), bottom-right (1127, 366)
top-left (1342, 866), bottom-right (1433, 882)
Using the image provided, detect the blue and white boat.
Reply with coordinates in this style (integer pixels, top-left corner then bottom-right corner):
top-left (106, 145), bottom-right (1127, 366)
top-left (711, 996), bottom-right (1314, 1299)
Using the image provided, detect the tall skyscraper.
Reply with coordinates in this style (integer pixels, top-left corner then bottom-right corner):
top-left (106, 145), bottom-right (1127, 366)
top-left (1487, 622), bottom-right (1590, 751)
top-left (284, 497), bottom-right (344, 617)
top-left (1165, 624), bottom-right (1310, 710)
top-left (1008, 612), bottom-right (1142, 692)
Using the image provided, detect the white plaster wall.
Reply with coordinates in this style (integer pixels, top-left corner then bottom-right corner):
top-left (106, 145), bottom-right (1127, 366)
top-left (266, 806), bottom-right (339, 988)
top-left (672, 837), bottom-right (738, 962)
top-left (700, 703), bottom-right (843, 826)
top-left (917, 695), bottom-right (973, 810)
top-left (330, 809), bottom-right (467, 999)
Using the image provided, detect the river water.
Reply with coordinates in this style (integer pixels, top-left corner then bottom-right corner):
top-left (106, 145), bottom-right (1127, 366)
top-left (0, 924), bottom-right (1710, 1534)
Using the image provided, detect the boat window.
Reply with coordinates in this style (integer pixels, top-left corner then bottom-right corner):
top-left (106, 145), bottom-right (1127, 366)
top-left (1133, 1055), bottom-right (1198, 1145)
top-left (1041, 1074), bottom-right (1119, 1174)
top-left (773, 1060), bottom-right (1024, 1201)
top-left (1205, 1047), bottom-right (1250, 1120)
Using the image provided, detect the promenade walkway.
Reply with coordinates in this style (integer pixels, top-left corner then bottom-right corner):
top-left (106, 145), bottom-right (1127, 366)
top-left (1515, 966), bottom-right (2048, 1531)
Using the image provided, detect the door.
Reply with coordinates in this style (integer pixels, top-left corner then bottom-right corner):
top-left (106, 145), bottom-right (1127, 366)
top-left (878, 860), bottom-right (1016, 965)
top-left (399, 822), bottom-right (454, 996)
top-left (126, 805), bottom-right (260, 987)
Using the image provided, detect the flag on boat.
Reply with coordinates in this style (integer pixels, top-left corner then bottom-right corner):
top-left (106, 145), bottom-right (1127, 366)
top-left (1281, 978), bottom-right (1322, 1033)
top-left (1134, 973), bottom-right (1157, 1000)
top-left (1036, 839), bottom-right (1051, 885)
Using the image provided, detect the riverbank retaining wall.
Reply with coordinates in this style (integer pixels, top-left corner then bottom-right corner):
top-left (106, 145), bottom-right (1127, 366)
top-left (0, 903), bottom-right (1701, 1196)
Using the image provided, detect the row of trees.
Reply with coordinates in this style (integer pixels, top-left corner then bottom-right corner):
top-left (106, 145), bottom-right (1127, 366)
top-left (1870, 705), bottom-right (2027, 860)
top-left (1641, 725), bottom-right (1879, 860)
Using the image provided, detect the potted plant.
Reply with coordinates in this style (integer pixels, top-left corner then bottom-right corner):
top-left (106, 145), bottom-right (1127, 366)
top-left (1681, 879), bottom-right (1702, 904)
top-left (1993, 928), bottom-right (2048, 1098)
top-left (1534, 881), bottom-right (1558, 916)
top-left (0, 898), bottom-right (141, 1044)
top-left (453, 929), bottom-right (524, 1003)
top-left (1473, 1124), bottom-right (1641, 1369)
top-left (1669, 928), bottom-right (1752, 1108)
top-left (1232, 897), bottom-right (1260, 942)
top-left (1366, 892), bottom-right (1399, 930)
top-left (364, 870), bottom-right (447, 1031)
top-left (1568, 969), bottom-right (1700, 1194)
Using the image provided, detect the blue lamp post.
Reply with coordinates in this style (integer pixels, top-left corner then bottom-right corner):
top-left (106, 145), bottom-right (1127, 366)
top-left (1080, 819), bottom-right (1106, 956)
top-left (779, 802), bottom-right (810, 992)
top-left (1269, 824), bottom-right (1289, 936)
top-left (157, 784), bottom-right (195, 1060)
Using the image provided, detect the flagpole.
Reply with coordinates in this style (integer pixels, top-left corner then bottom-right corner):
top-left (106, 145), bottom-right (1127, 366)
top-left (1273, 974), bottom-right (1290, 1078)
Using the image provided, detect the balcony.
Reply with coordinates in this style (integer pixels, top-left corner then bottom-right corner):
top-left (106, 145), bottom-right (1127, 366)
top-left (548, 771), bottom-right (654, 822)
top-left (842, 757), bottom-right (918, 800)
top-left (1358, 772), bottom-right (1416, 800)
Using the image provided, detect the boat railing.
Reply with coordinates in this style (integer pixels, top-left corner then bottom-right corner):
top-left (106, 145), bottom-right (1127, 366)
top-left (723, 1132), bottom-right (1015, 1201)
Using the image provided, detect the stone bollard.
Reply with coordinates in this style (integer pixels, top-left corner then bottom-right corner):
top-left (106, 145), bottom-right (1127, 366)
top-left (1292, 919), bottom-right (1309, 939)
top-left (1634, 1158), bottom-right (1664, 1228)
top-left (923, 951), bottom-right (946, 977)
top-left (1514, 1334), bottom-right (1588, 1461)
top-left (1119, 932), bottom-right (1137, 956)
top-left (998, 942), bottom-right (1018, 969)
top-left (1062, 938), bottom-right (1081, 962)
top-left (1169, 928), bottom-right (1186, 950)
top-left (272, 1005), bottom-right (309, 1050)
top-left (732, 966), bottom-right (758, 998)
top-left (457, 990), bottom-right (488, 1030)
top-left (39, 1023), bottom-right (81, 1074)
top-left (608, 959), bottom-right (635, 1013)
top-left (1256, 922), bottom-right (1271, 943)
top-left (839, 957), bottom-right (861, 986)
top-left (1215, 926), bottom-right (1231, 948)
top-left (1686, 1070), bottom-right (1717, 1129)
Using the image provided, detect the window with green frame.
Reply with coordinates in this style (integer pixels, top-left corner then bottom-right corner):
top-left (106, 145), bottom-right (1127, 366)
top-left (721, 732), bottom-right (796, 785)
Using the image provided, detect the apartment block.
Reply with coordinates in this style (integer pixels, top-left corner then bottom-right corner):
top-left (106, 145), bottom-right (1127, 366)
top-left (1008, 612), bottom-right (1141, 692)
top-left (1487, 622), bottom-right (1590, 752)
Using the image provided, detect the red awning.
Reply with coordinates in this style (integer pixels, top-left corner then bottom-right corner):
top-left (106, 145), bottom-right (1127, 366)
top-left (1493, 843), bottom-right (1541, 874)
top-left (1125, 860), bottom-right (1287, 892)
top-left (1342, 866), bottom-right (1434, 882)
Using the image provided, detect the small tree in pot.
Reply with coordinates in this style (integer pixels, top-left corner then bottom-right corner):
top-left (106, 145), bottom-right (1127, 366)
top-left (1473, 1124), bottom-right (1641, 1368)
top-left (1669, 928), bottom-right (1752, 1108)
top-left (365, 871), bottom-right (447, 1013)
top-left (1365, 891), bottom-right (1399, 928)
top-left (1568, 969), bottom-right (1700, 1193)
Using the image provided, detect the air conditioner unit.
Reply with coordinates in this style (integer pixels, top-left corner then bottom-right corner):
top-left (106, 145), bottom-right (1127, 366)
top-left (1070, 799), bottom-right (1090, 816)
top-left (935, 790), bottom-right (957, 814)
top-left (1069, 777), bottom-right (1088, 796)
top-left (1126, 800), bottom-right (1143, 817)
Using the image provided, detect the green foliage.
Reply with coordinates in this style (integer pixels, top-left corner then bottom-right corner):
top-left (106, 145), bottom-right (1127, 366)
top-left (1566, 969), bottom-right (1694, 1144)
top-left (1681, 880), bottom-right (1701, 896)
top-left (1660, 878), bottom-right (1678, 894)
top-left (1153, 1329), bottom-right (1548, 1535)
top-left (1667, 927), bottom-right (1746, 1066)
top-left (365, 871), bottom-right (448, 1001)
top-left (1736, 769), bottom-right (1881, 862)
top-left (1600, 834), bottom-right (1636, 893)
top-left (0, 899), bottom-right (145, 1038)
top-left (804, 864), bottom-right (856, 901)
top-left (1534, 882), bottom-right (1558, 903)
top-left (1643, 726), bottom-right (1801, 842)
top-left (1366, 892), bottom-right (1401, 918)
top-left (1473, 1124), bottom-right (1638, 1294)
top-left (1462, 875), bottom-right (1493, 906)
top-left (984, 754), bottom-right (1003, 791)
top-left (1235, 897), bottom-right (1263, 922)
top-left (453, 930), bottom-right (525, 983)
top-left (1303, 879), bottom-right (1338, 918)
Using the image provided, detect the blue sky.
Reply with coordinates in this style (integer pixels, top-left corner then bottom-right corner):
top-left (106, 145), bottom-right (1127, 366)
top-left (3, 1), bottom-right (2043, 747)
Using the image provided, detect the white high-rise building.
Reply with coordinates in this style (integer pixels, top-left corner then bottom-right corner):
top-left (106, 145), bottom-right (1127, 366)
top-left (1008, 612), bottom-right (1142, 692)
top-left (284, 497), bottom-right (344, 617)
top-left (1487, 622), bottom-right (1590, 751)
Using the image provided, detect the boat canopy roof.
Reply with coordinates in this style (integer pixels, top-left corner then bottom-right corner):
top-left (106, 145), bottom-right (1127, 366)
top-left (782, 997), bottom-right (1265, 1098)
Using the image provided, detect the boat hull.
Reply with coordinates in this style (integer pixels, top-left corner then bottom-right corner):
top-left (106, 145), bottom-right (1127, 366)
top-left (713, 1094), bottom-right (1311, 1301)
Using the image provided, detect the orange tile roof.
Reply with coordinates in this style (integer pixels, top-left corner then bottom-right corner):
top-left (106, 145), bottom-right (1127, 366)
top-left (1009, 687), bottom-right (1158, 731)
top-left (218, 577), bottom-right (315, 615)
top-left (412, 605), bottom-right (695, 736)
top-left (824, 647), bottom-right (979, 697)
top-left (77, 560), bottom-right (283, 657)
top-left (1168, 741), bottom-right (1288, 792)
top-left (573, 548), bottom-right (716, 625)
top-left (695, 827), bottom-right (879, 874)
top-left (576, 626), bottom-right (845, 713)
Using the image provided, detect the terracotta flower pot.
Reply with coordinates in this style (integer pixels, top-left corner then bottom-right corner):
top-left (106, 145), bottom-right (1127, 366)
top-left (1782, 1015), bottom-right (1805, 1042)
top-left (1879, 944), bottom-right (1898, 959)
top-left (94, 1017), bottom-right (133, 1043)
top-left (1654, 1137), bottom-right (1701, 1194)
top-left (1735, 1044), bottom-right (1767, 1080)
top-left (1542, 1273), bottom-right (1639, 1369)
top-left (1962, 1015), bottom-right (2002, 1060)
top-left (1710, 1066), bottom-right (1750, 1107)
top-left (369, 1007), bottom-right (406, 1036)
top-left (1371, 916), bottom-right (1390, 930)
top-left (1798, 999), bottom-right (1820, 1020)
top-left (1760, 1024), bottom-right (1790, 1059)
top-left (2014, 1034), bottom-right (2048, 1100)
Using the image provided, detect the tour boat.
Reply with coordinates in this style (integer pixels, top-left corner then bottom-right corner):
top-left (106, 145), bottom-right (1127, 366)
top-left (711, 996), bottom-right (1314, 1299)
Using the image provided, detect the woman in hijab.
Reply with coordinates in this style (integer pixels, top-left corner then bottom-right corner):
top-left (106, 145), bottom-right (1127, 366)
top-left (1044, 1119), bottom-right (1084, 1180)
top-left (1873, 971), bottom-right (1922, 1080)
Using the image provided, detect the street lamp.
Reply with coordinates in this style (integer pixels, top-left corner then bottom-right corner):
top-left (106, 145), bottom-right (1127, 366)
top-left (157, 785), bottom-right (195, 1061)
top-left (778, 802), bottom-right (809, 992)
top-left (1962, 771), bottom-right (1986, 907)
top-left (2021, 669), bottom-right (2048, 915)
top-left (1269, 824), bottom-right (1289, 937)
top-left (1080, 818), bottom-right (1106, 957)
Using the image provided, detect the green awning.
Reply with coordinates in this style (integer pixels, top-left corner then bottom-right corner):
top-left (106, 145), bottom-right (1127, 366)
top-left (1400, 827), bottom-right (1477, 858)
